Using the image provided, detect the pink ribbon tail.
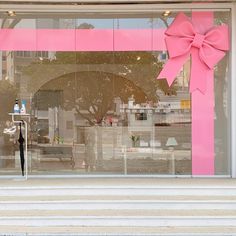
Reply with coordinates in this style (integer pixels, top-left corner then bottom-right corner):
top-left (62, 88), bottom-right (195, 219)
top-left (189, 48), bottom-right (209, 94)
top-left (157, 53), bottom-right (190, 86)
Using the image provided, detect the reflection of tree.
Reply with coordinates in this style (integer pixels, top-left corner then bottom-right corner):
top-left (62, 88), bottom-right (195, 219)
top-left (1, 18), bottom-right (21, 29)
top-left (24, 51), bottom-right (177, 98)
top-left (0, 80), bottom-right (17, 129)
top-left (40, 71), bottom-right (148, 126)
top-left (24, 49), bottom-right (178, 171)
top-left (40, 71), bottom-right (149, 170)
top-left (77, 22), bottom-right (94, 29)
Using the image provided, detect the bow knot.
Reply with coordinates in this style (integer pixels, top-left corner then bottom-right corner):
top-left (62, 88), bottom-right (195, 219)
top-left (192, 33), bottom-right (205, 49)
top-left (157, 12), bottom-right (229, 94)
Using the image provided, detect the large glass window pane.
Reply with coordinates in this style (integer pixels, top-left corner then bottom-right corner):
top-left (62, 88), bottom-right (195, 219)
top-left (0, 9), bottom-right (231, 176)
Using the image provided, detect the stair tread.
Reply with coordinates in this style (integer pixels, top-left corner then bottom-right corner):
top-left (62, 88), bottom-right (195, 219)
top-left (1, 209), bottom-right (236, 217)
top-left (1, 178), bottom-right (236, 188)
top-left (1, 195), bottom-right (236, 201)
top-left (1, 178), bottom-right (236, 231)
top-left (0, 226), bottom-right (236, 234)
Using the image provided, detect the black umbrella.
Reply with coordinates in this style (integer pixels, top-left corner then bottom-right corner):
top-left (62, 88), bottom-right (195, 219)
top-left (18, 122), bottom-right (25, 176)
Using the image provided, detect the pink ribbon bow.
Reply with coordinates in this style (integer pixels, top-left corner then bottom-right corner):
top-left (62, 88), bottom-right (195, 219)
top-left (157, 12), bottom-right (229, 94)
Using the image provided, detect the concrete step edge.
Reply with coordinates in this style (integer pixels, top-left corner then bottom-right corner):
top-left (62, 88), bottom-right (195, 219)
top-left (2, 200), bottom-right (236, 210)
top-left (1, 233), bottom-right (236, 236)
top-left (0, 215), bottom-right (236, 218)
top-left (1, 226), bottom-right (236, 236)
top-left (1, 196), bottom-right (236, 201)
top-left (2, 188), bottom-right (236, 197)
top-left (2, 200), bottom-right (236, 203)
top-left (2, 185), bottom-right (236, 190)
top-left (0, 215), bottom-right (236, 227)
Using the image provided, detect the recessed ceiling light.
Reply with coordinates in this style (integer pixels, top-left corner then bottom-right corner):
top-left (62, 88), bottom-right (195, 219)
top-left (137, 56), bottom-right (141, 61)
top-left (162, 10), bottom-right (171, 17)
top-left (6, 11), bottom-right (16, 17)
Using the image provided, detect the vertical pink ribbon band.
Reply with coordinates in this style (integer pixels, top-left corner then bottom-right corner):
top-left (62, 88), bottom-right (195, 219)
top-left (192, 12), bottom-right (215, 175)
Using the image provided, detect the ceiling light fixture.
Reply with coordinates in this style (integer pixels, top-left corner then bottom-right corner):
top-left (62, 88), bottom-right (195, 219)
top-left (163, 10), bottom-right (171, 17)
top-left (137, 56), bottom-right (141, 61)
top-left (7, 11), bottom-right (16, 17)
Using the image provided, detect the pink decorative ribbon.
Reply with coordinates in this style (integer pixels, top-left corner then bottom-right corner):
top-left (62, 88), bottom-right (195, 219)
top-left (157, 12), bottom-right (229, 94)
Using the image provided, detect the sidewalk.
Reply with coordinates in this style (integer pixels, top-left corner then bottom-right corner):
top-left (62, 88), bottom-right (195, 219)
top-left (0, 177), bottom-right (236, 187)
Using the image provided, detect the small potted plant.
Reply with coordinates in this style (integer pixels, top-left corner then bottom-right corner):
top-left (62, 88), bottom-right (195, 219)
top-left (130, 135), bottom-right (140, 147)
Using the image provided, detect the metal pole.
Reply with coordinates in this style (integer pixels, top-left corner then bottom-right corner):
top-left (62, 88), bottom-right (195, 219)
top-left (171, 149), bottom-right (175, 175)
top-left (123, 145), bottom-right (127, 175)
top-left (24, 120), bottom-right (28, 180)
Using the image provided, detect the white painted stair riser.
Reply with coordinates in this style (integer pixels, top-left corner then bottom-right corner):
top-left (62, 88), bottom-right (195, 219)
top-left (1, 200), bottom-right (236, 210)
top-left (1, 186), bottom-right (236, 196)
top-left (0, 216), bottom-right (236, 227)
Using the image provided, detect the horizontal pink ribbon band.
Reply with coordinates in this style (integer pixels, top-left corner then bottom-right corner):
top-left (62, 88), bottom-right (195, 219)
top-left (0, 29), bottom-right (166, 51)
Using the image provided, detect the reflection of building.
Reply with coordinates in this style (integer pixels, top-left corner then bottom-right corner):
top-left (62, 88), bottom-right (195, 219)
top-left (119, 92), bottom-right (191, 150)
top-left (120, 91), bottom-right (191, 126)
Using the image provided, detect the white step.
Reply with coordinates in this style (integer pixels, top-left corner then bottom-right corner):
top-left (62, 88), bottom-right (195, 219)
top-left (0, 178), bottom-right (236, 234)
top-left (0, 215), bottom-right (236, 227)
top-left (1, 200), bottom-right (236, 210)
top-left (1, 226), bottom-right (236, 236)
top-left (1, 185), bottom-right (236, 196)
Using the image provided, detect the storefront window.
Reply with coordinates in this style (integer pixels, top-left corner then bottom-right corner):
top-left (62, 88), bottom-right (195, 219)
top-left (0, 9), bottom-right (231, 176)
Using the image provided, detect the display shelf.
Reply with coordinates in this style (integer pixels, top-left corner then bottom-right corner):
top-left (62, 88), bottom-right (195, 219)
top-left (8, 113), bottom-right (30, 116)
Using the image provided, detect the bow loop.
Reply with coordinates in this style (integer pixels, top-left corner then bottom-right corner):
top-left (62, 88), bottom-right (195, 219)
top-left (199, 44), bottom-right (226, 69)
top-left (166, 12), bottom-right (195, 38)
top-left (165, 36), bottom-right (192, 58)
top-left (204, 25), bottom-right (229, 51)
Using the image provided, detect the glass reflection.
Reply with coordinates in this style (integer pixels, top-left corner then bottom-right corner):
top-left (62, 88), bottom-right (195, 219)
top-left (23, 50), bottom-right (191, 175)
top-left (0, 11), bottom-right (230, 176)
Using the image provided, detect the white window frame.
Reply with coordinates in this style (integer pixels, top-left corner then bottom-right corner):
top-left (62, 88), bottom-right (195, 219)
top-left (231, 2), bottom-right (236, 177)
